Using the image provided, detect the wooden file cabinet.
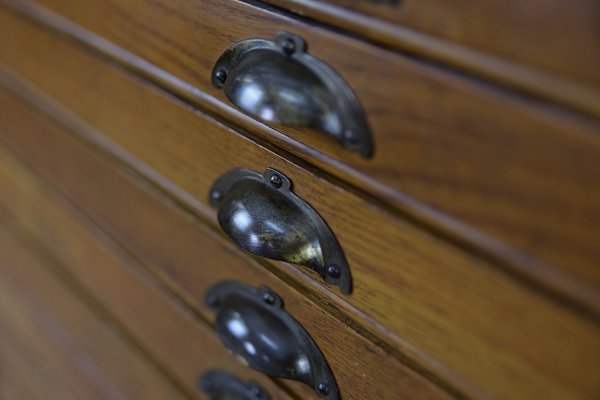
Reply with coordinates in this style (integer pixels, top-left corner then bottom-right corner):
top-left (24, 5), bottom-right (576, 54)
top-left (0, 1), bottom-right (598, 399)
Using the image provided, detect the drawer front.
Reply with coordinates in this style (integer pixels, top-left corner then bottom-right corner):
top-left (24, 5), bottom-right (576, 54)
top-left (264, 0), bottom-right (600, 90)
top-left (0, 301), bottom-right (79, 400)
top-left (0, 137), bottom-right (292, 399)
top-left (1, 15), bottom-right (599, 400)
top-left (0, 338), bottom-right (62, 400)
top-left (6, 0), bottom-right (600, 294)
top-left (0, 89), bottom-right (451, 400)
top-left (0, 226), bottom-right (186, 400)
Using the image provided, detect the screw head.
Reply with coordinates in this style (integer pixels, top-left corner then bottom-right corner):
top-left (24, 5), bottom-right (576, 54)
top-left (343, 129), bottom-right (360, 144)
top-left (214, 68), bottom-right (227, 86)
top-left (210, 190), bottom-right (223, 203)
top-left (269, 174), bottom-right (283, 188)
top-left (327, 264), bottom-right (341, 279)
top-left (206, 293), bottom-right (220, 308)
top-left (281, 38), bottom-right (296, 55)
top-left (262, 291), bottom-right (276, 305)
top-left (317, 383), bottom-right (330, 396)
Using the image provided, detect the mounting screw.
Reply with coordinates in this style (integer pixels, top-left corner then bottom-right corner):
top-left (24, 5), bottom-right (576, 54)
top-left (327, 264), bottom-right (341, 279)
top-left (269, 174), bottom-right (283, 188)
top-left (214, 68), bottom-right (228, 87)
top-left (262, 291), bottom-right (276, 305)
top-left (317, 383), bottom-right (330, 396)
top-left (206, 293), bottom-right (220, 308)
top-left (281, 38), bottom-right (296, 55)
top-left (343, 129), bottom-right (360, 144)
top-left (210, 190), bottom-right (223, 203)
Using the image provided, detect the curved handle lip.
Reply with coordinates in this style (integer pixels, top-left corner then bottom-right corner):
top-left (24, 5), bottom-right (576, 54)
top-left (198, 370), bottom-right (271, 400)
top-left (206, 281), bottom-right (340, 400)
top-left (211, 31), bottom-right (374, 158)
top-left (209, 167), bottom-right (352, 294)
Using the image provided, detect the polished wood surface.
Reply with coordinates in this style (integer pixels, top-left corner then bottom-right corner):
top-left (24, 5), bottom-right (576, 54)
top-left (0, 227), bottom-right (188, 400)
top-left (1, 1), bottom-right (598, 399)
top-left (0, 328), bottom-right (79, 400)
top-left (0, 146), bottom-right (293, 399)
top-left (2, 1), bottom-right (599, 312)
top-left (263, 0), bottom-right (600, 112)
top-left (3, 0), bottom-right (599, 307)
top-left (0, 18), bottom-right (599, 399)
top-left (0, 90), bottom-right (455, 400)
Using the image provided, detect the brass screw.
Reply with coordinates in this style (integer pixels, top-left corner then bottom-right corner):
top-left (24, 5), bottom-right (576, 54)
top-left (327, 264), bottom-right (341, 279)
top-left (210, 190), bottom-right (223, 203)
top-left (281, 38), bottom-right (296, 55)
top-left (269, 174), bottom-right (283, 188)
top-left (206, 294), bottom-right (220, 308)
top-left (214, 69), bottom-right (227, 87)
top-left (343, 129), bottom-right (359, 144)
top-left (317, 383), bottom-right (330, 396)
top-left (262, 292), bottom-right (276, 305)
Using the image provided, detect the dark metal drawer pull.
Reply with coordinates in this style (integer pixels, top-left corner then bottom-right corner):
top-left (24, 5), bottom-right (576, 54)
top-left (206, 281), bottom-right (339, 400)
top-left (211, 31), bottom-right (373, 158)
top-left (198, 370), bottom-right (270, 400)
top-left (209, 167), bottom-right (352, 294)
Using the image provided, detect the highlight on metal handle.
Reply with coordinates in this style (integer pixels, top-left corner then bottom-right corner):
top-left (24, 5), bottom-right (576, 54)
top-left (205, 281), bottom-right (340, 400)
top-left (198, 370), bottom-right (270, 400)
top-left (211, 31), bottom-right (374, 158)
top-left (209, 167), bottom-right (352, 294)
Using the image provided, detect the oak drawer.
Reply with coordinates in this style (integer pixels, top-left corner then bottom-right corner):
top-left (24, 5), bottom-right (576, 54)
top-left (1, 13), bottom-right (599, 400)
top-left (4, 0), bottom-right (600, 296)
top-left (0, 92), bottom-right (451, 400)
top-left (0, 227), bottom-right (188, 400)
top-left (263, 0), bottom-right (600, 92)
top-left (0, 146), bottom-right (292, 399)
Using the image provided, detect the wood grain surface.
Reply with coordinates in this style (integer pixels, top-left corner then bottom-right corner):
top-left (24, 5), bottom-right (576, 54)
top-left (263, 0), bottom-right (600, 111)
top-left (0, 30), bottom-right (599, 400)
top-left (0, 157), bottom-right (294, 398)
top-left (0, 228), bottom-right (189, 400)
top-left (0, 328), bottom-right (78, 400)
top-left (0, 97), bottom-right (454, 400)
top-left (2, 0), bottom-right (599, 308)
